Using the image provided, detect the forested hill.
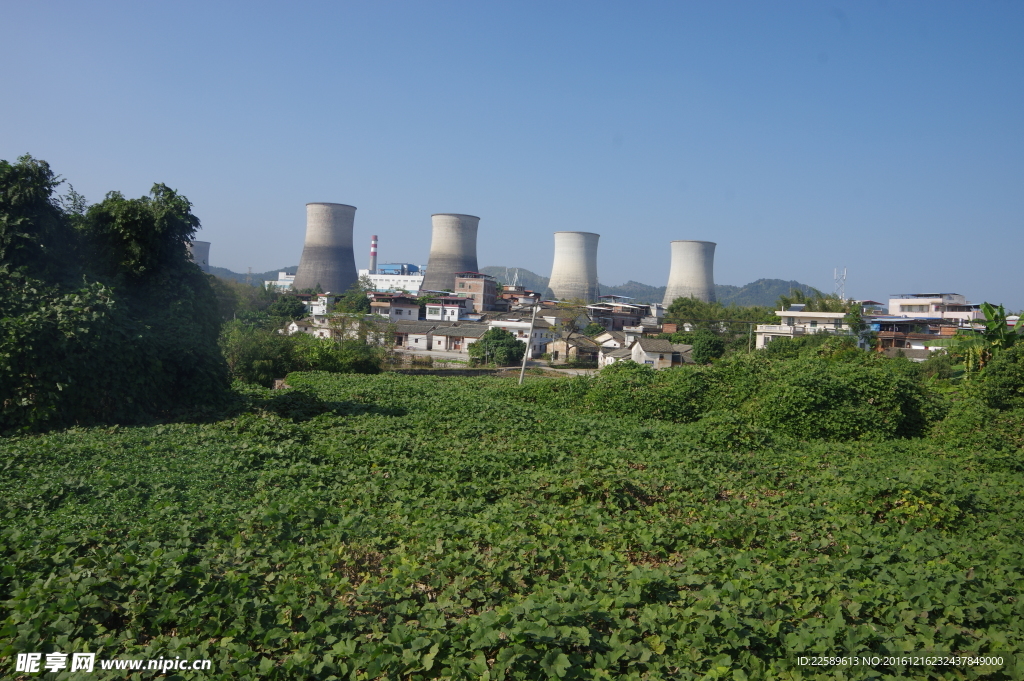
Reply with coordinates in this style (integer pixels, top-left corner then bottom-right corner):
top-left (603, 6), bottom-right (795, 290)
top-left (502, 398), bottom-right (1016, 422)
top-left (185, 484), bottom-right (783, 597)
top-left (210, 265), bottom-right (297, 285)
top-left (481, 266), bottom-right (820, 307)
top-left (217, 264), bottom-right (820, 308)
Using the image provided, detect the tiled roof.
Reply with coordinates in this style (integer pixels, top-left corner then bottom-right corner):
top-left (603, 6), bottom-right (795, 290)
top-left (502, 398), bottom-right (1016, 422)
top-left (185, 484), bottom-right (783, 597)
top-left (636, 338), bottom-right (676, 353)
top-left (432, 325), bottom-right (490, 338)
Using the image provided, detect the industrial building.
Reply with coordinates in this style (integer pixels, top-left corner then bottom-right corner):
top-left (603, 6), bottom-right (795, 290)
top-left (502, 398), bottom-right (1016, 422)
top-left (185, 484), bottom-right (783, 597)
top-left (358, 264), bottom-right (425, 294)
top-left (292, 203), bottom-right (358, 293)
top-left (663, 240), bottom-right (716, 306)
top-left (548, 231), bottom-right (600, 302)
top-left (187, 240), bottom-right (211, 273)
top-left (420, 214), bottom-right (480, 293)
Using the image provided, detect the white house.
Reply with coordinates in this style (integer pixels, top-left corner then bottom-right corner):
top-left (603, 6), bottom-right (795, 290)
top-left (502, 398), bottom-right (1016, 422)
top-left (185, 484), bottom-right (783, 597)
top-left (425, 296), bottom-right (473, 322)
top-left (393, 320), bottom-right (437, 350)
top-left (488, 318), bottom-right (556, 358)
top-left (370, 294), bottom-right (420, 322)
top-left (431, 324), bottom-right (489, 353)
top-left (887, 293), bottom-right (984, 324)
top-left (755, 309), bottom-right (862, 350)
top-left (264, 271), bottom-right (296, 291)
top-left (598, 346), bottom-right (633, 368)
top-left (593, 329), bottom-right (627, 348)
top-left (630, 338), bottom-right (692, 369)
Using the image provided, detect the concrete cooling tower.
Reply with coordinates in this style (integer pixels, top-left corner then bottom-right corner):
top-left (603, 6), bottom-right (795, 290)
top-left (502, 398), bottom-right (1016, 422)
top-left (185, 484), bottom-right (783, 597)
top-left (187, 240), bottom-right (211, 273)
top-left (663, 240), bottom-right (716, 306)
top-left (419, 214), bottom-right (480, 292)
top-left (292, 203), bottom-right (358, 293)
top-left (548, 231), bottom-right (600, 302)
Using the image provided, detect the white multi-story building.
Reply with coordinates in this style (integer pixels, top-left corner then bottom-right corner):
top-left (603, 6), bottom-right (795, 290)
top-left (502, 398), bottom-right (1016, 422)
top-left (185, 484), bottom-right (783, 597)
top-left (887, 293), bottom-right (983, 324)
top-left (264, 271), bottom-right (296, 291)
top-left (488, 318), bottom-right (557, 358)
top-left (358, 266), bottom-right (425, 295)
top-left (425, 296), bottom-right (473, 322)
top-left (756, 309), bottom-right (863, 349)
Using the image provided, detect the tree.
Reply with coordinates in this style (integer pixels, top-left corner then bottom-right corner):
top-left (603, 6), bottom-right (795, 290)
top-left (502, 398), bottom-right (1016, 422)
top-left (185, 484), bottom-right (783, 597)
top-left (553, 299), bottom-right (590, 347)
top-left (690, 329), bottom-right (726, 364)
top-left (1, 156), bottom-right (229, 431)
top-left (267, 295), bottom-right (307, 320)
top-left (948, 302), bottom-right (1024, 374)
top-left (469, 328), bottom-right (526, 366)
top-left (334, 276), bottom-right (373, 314)
top-left (583, 322), bottom-right (605, 337)
top-left (776, 288), bottom-right (850, 313)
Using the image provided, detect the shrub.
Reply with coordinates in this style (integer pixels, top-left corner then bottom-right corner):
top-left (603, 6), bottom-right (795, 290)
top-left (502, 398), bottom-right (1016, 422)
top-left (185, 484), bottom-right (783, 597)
top-left (974, 344), bottom-right (1024, 410)
top-left (754, 358), bottom-right (932, 440)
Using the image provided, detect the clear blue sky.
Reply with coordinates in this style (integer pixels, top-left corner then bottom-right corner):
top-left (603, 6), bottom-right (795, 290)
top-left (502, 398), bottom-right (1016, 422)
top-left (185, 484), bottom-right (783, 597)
top-left (3, 1), bottom-right (1021, 308)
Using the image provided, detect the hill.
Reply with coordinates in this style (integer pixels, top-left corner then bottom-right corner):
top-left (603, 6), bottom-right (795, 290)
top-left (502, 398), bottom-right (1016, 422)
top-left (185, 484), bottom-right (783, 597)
top-left (482, 267), bottom-right (820, 307)
top-left (219, 265), bottom-right (822, 308)
top-left (210, 265), bottom-right (298, 285)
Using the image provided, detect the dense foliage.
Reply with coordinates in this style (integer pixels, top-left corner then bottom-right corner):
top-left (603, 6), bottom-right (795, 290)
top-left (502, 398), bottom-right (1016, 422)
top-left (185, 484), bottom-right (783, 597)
top-left (221, 322), bottom-right (382, 387)
top-left (1, 156), bottom-right (227, 433)
top-left (469, 328), bottom-right (526, 366)
top-left (2, 353), bottom-right (1023, 678)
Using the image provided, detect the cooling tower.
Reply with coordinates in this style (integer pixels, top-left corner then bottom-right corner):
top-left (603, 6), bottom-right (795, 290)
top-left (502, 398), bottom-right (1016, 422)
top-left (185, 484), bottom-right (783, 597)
top-left (663, 240), bottom-right (716, 306)
top-left (292, 203), bottom-right (358, 293)
top-left (419, 214), bottom-right (479, 292)
top-left (187, 240), bottom-right (210, 273)
top-left (548, 231), bottom-right (600, 302)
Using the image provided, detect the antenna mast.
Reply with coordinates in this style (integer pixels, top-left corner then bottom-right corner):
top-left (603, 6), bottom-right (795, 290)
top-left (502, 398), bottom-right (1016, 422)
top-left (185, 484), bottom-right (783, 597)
top-left (834, 267), bottom-right (847, 300)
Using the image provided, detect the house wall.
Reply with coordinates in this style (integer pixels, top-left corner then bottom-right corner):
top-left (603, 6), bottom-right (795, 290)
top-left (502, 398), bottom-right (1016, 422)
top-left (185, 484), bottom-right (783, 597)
top-left (630, 344), bottom-right (673, 369)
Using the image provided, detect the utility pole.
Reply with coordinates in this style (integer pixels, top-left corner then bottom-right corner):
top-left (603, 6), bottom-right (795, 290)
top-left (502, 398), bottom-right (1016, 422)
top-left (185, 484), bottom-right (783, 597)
top-left (518, 299), bottom-right (540, 385)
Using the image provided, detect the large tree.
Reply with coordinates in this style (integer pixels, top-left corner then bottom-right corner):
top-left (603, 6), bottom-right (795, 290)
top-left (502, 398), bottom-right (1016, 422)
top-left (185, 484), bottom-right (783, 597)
top-left (469, 328), bottom-right (526, 366)
top-left (1, 155), bottom-right (228, 432)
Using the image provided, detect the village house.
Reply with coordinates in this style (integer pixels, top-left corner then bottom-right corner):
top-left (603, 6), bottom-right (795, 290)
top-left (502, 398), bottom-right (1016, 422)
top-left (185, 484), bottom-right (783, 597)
top-left (425, 296), bottom-right (474, 322)
top-left (755, 308), bottom-right (863, 350)
top-left (887, 293), bottom-right (983, 324)
top-left (430, 324), bottom-right (490, 352)
top-left (453, 272), bottom-right (497, 312)
top-left (488, 317), bottom-right (556, 358)
top-left (629, 338), bottom-right (693, 369)
top-left (592, 329), bottom-right (626, 349)
top-left (547, 335), bottom-right (601, 364)
top-left (393, 320), bottom-right (438, 350)
top-left (369, 294), bottom-right (420, 322)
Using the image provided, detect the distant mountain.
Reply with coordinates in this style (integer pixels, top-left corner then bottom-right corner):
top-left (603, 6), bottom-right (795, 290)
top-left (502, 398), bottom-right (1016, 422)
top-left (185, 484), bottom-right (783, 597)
top-left (716, 279), bottom-right (822, 307)
top-left (482, 267), bottom-right (820, 308)
top-left (600, 281), bottom-right (666, 304)
top-left (480, 267), bottom-right (551, 294)
top-left (210, 265), bottom-right (297, 285)
top-left (222, 264), bottom-right (820, 308)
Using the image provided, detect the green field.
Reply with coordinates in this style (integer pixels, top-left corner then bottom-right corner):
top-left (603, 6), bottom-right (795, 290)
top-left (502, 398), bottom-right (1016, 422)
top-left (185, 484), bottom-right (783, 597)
top-left (2, 369), bottom-right (1023, 680)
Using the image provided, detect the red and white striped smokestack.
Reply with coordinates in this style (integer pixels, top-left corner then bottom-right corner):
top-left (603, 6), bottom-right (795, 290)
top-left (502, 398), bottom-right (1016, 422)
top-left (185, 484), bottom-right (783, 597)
top-left (369, 234), bottom-right (378, 274)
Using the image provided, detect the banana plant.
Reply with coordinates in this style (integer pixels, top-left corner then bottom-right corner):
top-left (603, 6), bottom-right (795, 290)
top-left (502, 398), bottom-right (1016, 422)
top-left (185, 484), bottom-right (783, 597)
top-left (979, 302), bottom-right (1024, 351)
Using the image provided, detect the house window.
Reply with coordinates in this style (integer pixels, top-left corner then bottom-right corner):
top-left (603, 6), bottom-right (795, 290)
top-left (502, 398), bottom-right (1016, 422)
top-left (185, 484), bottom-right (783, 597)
top-left (810, 320), bottom-right (817, 328)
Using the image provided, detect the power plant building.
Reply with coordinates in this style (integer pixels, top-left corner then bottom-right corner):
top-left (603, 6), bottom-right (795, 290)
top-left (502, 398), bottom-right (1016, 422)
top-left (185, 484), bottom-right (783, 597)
top-left (292, 203), bottom-right (358, 293)
top-left (187, 240), bottom-right (210, 273)
top-left (663, 240), bottom-right (716, 306)
top-left (420, 214), bottom-right (479, 292)
top-left (548, 231), bottom-right (600, 302)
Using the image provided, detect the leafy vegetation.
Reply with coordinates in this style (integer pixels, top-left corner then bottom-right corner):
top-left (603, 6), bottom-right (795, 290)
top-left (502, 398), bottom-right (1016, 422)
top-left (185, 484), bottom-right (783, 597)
top-left (221, 322), bottom-right (382, 387)
top-left (1, 155), bottom-right (227, 433)
top-left (3, 346), bottom-right (1023, 679)
top-left (469, 328), bottom-right (526, 367)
